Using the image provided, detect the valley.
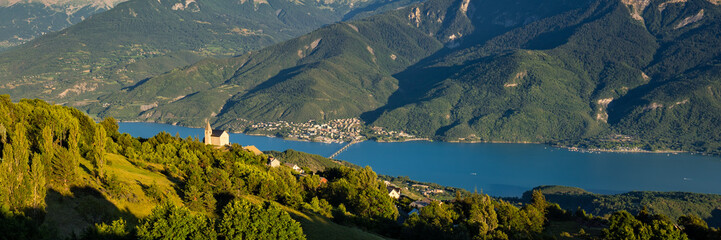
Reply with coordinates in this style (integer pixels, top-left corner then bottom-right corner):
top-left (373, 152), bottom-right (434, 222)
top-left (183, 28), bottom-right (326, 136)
top-left (2, 0), bottom-right (721, 156)
top-left (2, 0), bottom-right (721, 239)
top-left (69, 0), bottom-right (721, 156)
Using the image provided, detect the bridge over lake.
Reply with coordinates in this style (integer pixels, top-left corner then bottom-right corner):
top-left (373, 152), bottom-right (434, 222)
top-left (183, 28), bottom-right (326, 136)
top-left (329, 140), bottom-right (361, 159)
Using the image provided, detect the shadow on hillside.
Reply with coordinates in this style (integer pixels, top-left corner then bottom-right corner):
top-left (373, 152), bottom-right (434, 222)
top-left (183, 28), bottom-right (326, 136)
top-left (214, 192), bottom-right (235, 216)
top-left (43, 187), bottom-right (137, 238)
top-left (79, 163), bottom-right (93, 176)
top-left (214, 65), bottom-right (306, 118)
top-left (706, 208), bottom-right (721, 228)
top-left (359, 49), bottom-right (490, 124)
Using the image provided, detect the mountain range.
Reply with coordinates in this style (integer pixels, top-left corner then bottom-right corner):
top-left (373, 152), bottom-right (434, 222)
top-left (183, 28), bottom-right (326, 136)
top-left (0, 0), bottom-right (423, 102)
top-left (2, 0), bottom-right (721, 154)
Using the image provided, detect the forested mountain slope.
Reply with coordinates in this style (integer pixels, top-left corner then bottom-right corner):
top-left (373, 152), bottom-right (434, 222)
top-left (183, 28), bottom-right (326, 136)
top-left (371, 0), bottom-right (721, 148)
top-left (96, 0), bottom-right (591, 125)
top-left (95, 0), bottom-right (721, 154)
top-left (0, 0), bottom-right (423, 103)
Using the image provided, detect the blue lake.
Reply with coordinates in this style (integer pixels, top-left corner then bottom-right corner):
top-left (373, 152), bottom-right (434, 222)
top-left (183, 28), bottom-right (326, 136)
top-left (119, 122), bottom-right (721, 197)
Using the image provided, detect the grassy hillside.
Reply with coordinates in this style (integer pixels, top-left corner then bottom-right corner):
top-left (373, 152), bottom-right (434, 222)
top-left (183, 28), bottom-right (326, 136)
top-left (42, 153), bottom-right (181, 237)
top-left (41, 152), bottom-right (388, 239)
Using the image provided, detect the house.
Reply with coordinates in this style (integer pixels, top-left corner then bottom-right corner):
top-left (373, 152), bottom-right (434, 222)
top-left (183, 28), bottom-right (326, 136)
top-left (203, 120), bottom-right (229, 146)
top-left (422, 189), bottom-right (445, 196)
top-left (244, 145), bottom-right (263, 156)
top-left (387, 186), bottom-right (401, 199)
top-left (319, 177), bottom-right (328, 184)
top-left (267, 157), bottom-right (281, 168)
top-left (409, 198), bottom-right (432, 209)
top-left (284, 163), bottom-right (304, 173)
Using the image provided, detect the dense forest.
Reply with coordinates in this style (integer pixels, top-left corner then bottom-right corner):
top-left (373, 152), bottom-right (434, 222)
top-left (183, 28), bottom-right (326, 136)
top-left (2, 96), bottom-right (721, 239)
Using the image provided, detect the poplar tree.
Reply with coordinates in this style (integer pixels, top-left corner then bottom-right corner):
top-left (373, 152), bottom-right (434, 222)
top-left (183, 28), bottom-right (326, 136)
top-left (41, 125), bottom-right (53, 176)
top-left (29, 125), bottom-right (52, 208)
top-left (30, 153), bottom-right (46, 209)
top-left (52, 123), bottom-right (78, 186)
top-left (0, 124), bottom-right (34, 210)
top-left (66, 121), bottom-right (79, 182)
top-left (92, 124), bottom-right (107, 178)
top-left (0, 142), bottom-right (14, 207)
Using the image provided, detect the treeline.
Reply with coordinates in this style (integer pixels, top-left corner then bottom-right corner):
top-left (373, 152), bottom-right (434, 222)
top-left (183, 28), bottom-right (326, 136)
top-left (529, 185), bottom-right (721, 229)
top-left (2, 96), bottom-right (721, 240)
top-left (603, 208), bottom-right (721, 240)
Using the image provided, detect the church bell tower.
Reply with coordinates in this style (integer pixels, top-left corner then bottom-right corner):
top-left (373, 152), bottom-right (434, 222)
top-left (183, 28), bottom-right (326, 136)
top-left (204, 119), bottom-right (212, 145)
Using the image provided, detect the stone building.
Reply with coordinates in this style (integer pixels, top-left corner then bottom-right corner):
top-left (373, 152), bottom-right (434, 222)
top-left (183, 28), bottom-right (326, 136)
top-left (204, 120), bottom-right (229, 146)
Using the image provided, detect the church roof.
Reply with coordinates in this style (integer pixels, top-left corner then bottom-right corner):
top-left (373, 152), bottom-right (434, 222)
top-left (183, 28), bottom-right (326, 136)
top-left (210, 129), bottom-right (226, 137)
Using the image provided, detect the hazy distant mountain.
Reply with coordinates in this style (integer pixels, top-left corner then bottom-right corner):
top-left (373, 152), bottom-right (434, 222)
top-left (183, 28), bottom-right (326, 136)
top-left (95, 0), bottom-right (721, 154)
top-left (0, 0), bottom-right (126, 51)
top-left (0, 0), bottom-right (422, 101)
top-left (0, 0), bottom-right (122, 8)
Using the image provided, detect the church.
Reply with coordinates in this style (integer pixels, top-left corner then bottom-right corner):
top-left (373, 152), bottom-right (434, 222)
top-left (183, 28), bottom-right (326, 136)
top-left (204, 120), bottom-right (229, 146)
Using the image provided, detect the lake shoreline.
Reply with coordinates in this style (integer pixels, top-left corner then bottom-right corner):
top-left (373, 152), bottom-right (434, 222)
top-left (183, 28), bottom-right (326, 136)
top-left (118, 121), bottom-right (721, 197)
top-left (118, 120), bottom-right (696, 156)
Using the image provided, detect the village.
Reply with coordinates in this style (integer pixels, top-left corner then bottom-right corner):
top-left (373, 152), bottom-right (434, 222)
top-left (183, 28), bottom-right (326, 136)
top-left (243, 118), bottom-right (419, 143)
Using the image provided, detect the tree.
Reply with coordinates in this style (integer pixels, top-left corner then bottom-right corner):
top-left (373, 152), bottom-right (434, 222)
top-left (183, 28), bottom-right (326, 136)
top-left (63, 121), bottom-right (80, 184)
top-left (136, 203), bottom-right (217, 240)
top-left (529, 190), bottom-right (548, 213)
top-left (218, 199), bottom-right (305, 240)
top-left (100, 117), bottom-right (120, 139)
top-left (494, 199), bottom-right (538, 240)
top-left (402, 201), bottom-right (467, 240)
top-left (29, 153), bottom-right (45, 209)
top-left (463, 194), bottom-right (498, 238)
top-left (81, 218), bottom-right (132, 240)
top-left (0, 141), bottom-right (15, 207)
top-left (678, 215), bottom-right (710, 240)
top-left (92, 124), bottom-right (107, 178)
top-left (0, 124), bottom-right (34, 210)
top-left (322, 166), bottom-right (399, 222)
top-left (30, 126), bottom-right (52, 208)
top-left (649, 219), bottom-right (688, 240)
top-left (603, 211), bottom-right (652, 240)
top-left (183, 185), bottom-right (215, 214)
